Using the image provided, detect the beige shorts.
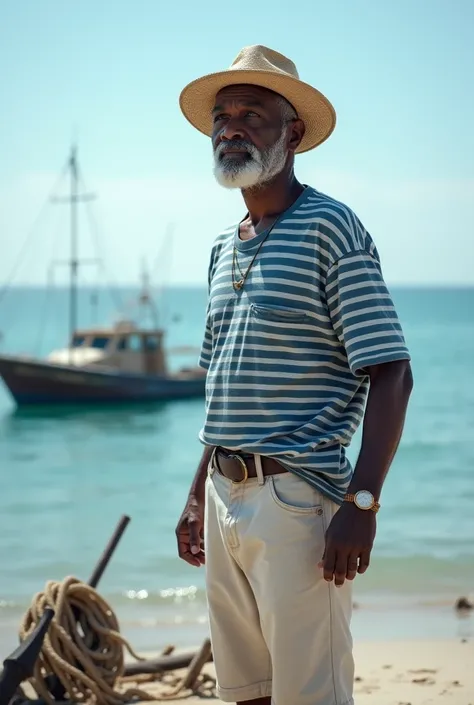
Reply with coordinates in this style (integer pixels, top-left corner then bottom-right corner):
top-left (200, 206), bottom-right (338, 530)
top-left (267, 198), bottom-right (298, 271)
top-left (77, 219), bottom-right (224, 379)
top-left (204, 456), bottom-right (354, 705)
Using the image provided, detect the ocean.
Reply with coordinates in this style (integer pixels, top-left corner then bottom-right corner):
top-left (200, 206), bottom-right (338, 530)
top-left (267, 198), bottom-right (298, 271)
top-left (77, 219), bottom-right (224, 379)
top-left (0, 285), bottom-right (473, 657)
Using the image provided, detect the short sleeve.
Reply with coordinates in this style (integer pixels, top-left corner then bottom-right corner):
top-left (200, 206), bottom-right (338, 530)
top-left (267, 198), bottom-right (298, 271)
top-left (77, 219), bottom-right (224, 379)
top-left (199, 251), bottom-right (215, 371)
top-left (325, 251), bottom-right (411, 377)
top-left (198, 309), bottom-right (212, 371)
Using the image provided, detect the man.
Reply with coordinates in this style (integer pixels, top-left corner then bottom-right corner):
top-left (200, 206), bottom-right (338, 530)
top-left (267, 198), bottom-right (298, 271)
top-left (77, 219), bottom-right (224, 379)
top-left (176, 45), bottom-right (413, 705)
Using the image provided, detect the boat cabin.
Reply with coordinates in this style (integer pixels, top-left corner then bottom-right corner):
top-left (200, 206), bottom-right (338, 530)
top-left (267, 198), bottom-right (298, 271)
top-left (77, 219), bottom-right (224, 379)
top-left (47, 320), bottom-right (168, 375)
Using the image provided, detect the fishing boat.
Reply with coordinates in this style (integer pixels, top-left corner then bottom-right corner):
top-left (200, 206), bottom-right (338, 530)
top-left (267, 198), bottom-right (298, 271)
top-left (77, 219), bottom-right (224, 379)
top-left (0, 146), bottom-right (206, 406)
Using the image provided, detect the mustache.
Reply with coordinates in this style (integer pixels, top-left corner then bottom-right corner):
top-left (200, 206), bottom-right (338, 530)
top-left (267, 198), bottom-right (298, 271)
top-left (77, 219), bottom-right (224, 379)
top-left (215, 139), bottom-right (258, 159)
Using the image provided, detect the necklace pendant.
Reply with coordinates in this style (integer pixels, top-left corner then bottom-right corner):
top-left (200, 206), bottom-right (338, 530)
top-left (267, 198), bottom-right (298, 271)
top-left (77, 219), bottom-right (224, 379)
top-left (234, 279), bottom-right (244, 290)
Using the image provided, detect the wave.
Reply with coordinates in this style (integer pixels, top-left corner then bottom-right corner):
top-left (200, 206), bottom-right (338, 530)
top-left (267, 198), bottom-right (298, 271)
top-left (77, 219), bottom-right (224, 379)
top-left (0, 584), bottom-right (207, 613)
top-left (2, 568), bottom-right (473, 615)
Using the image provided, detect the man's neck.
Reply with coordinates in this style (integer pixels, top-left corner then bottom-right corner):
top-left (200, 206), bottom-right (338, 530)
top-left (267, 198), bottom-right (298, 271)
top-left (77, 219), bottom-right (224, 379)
top-left (241, 170), bottom-right (305, 229)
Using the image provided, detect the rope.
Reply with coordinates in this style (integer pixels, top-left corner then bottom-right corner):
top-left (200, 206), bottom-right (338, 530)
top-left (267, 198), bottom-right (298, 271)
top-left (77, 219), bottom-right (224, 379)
top-left (19, 577), bottom-right (214, 704)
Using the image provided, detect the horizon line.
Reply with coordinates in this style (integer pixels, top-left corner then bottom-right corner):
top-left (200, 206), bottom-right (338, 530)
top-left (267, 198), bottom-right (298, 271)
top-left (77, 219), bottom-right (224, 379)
top-left (2, 281), bottom-right (474, 290)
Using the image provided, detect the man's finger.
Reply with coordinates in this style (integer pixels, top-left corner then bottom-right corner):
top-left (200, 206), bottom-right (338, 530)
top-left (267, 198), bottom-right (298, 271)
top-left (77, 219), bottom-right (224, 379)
top-left (334, 552), bottom-right (347, 587)
top-left (357, 549), bottom-right (371, 574)
top-left (322, 545), bottom-right (337, 582)
top-left (182, 551), bottom-right (204, 567)
top-left (346, 552), bottom-right (359, 581)
top-left (177, 537), bottom-right (202, 567)
top-left (176, 520), bottom-right (205, 566)
top-left (188, 518), bottom-right (202, 555)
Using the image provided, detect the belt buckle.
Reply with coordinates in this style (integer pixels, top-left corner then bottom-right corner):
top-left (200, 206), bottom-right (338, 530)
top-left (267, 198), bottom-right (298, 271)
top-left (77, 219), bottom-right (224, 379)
top-left (213, 447), bottom-right (249, 484)
top-left (228, 453), bottom-right (249, 484)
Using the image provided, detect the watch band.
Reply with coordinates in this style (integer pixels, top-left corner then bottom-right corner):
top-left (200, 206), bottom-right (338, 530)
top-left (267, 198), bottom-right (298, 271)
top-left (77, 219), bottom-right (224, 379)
top-left (344, 492), bottom-right (380, 513)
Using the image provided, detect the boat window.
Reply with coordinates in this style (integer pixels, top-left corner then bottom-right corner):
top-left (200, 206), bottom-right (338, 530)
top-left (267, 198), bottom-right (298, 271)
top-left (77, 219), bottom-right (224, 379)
top-left (128, 334), bottom-right (142, 352)
top-left (71, 335), bottom-right (86, 348)
top-left (117, 337), bottom-right (128, 350)
top-left (90, 336), bottom-right (110, 349)
top-left (144, 335), bottom-right (160, 351)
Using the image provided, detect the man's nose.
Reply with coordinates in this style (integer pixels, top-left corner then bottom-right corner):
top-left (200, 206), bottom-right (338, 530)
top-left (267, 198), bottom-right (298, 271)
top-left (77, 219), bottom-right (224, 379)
top-left (220, 118), bottom-right (245, 141)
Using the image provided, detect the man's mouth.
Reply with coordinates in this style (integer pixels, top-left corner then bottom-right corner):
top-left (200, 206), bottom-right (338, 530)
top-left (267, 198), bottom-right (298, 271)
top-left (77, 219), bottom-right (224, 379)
top-left (221, 154), bottom-right (248, 164)
top-left (220, 148), bottom-right (249, 157)
top-left (216, 140), bottom-right (255, 161)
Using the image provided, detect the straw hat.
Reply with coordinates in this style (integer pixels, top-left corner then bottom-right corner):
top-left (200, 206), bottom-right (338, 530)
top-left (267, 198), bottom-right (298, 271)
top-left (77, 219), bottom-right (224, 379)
top-left (179, 45), bottom-right (336, 154)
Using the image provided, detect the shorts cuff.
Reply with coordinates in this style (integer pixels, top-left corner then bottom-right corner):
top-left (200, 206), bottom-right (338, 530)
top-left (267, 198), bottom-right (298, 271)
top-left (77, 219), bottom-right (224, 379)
top-left (217, 679), bottom-right (272, 702)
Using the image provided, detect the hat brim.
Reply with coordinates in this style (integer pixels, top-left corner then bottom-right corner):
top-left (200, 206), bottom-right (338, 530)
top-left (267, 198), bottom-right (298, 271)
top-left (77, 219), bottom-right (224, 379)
top-left (179, 69), bottom-right (336, 154)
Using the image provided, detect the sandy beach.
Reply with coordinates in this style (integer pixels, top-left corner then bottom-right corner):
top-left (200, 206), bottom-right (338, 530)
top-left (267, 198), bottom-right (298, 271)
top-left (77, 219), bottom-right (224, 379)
top-left (135, 639), bottom-right (473, 705)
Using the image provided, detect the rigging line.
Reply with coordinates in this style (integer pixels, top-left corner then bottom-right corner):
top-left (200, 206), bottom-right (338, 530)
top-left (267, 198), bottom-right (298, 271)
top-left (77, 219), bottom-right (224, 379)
top-left (34, 209), bottom-right (69, 356)
top-left (76, 167), bottom-right (124, 313)
top-left (83, 200), bottom-right (124, 313)
top-left (151, 222), bottom-right (174, 285)
top-left (150, 223), bottom-right (174, 327)
top-left (0, 200), bottom-right (66, 340)
top-left (0, 159), bottom-right (70, 307)
top-left (35, 264), bottom-right (55, 358)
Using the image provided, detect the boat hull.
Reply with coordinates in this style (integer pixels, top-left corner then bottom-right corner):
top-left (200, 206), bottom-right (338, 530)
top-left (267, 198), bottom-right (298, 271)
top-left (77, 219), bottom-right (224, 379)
top-left (0, 356), bottom-right (206, 405)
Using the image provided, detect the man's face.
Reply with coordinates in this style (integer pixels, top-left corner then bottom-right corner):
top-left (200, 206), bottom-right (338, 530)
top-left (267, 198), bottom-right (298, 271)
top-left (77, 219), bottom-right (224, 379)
top-left (211, 84), bottom-right (293, 190)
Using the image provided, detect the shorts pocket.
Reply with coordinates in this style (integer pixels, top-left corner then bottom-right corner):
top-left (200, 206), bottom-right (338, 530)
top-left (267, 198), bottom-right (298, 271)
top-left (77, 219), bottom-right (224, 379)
top-left (268, 474), bottom-right (323, 514)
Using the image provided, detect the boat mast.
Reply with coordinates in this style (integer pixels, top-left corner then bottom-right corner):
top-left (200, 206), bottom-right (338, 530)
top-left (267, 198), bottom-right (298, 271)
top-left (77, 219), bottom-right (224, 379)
top-left (139, 257), bottom-right (160, 330)
top-left (69, 146), bottom-right (79, 362)
top-left (51, 144), bottom-right (95, 363)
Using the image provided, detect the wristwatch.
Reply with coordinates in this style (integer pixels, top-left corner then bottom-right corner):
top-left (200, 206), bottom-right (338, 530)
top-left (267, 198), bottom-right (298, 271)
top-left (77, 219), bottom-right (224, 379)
top-left (344, 490), bottom-right (380, 513)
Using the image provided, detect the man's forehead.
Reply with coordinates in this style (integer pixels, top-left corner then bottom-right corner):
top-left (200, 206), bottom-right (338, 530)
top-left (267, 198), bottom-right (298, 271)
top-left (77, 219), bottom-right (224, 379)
top-left (213, 84), bottom-right (279, 107)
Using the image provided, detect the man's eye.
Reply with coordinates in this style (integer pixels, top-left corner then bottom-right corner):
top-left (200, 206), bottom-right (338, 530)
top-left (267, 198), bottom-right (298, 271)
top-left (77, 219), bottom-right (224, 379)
top-left (212, 111), bottom-right (260, 123)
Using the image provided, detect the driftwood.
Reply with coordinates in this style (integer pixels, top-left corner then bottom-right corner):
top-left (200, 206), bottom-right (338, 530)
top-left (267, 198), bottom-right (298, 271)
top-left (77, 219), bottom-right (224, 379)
top-left (123, 644), bottom-right (213, 677)
top-left (181, 639), bottom-right (212, 690)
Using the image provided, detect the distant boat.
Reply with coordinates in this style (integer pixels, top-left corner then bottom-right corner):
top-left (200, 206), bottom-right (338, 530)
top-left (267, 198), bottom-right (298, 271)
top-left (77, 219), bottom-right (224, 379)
top-left (0, 146), bottom-right (206, 406)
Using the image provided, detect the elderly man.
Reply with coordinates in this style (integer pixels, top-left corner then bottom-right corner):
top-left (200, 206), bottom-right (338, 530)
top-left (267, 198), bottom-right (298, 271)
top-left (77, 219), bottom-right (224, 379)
top-left (175, 45), bottom-right (413, 705)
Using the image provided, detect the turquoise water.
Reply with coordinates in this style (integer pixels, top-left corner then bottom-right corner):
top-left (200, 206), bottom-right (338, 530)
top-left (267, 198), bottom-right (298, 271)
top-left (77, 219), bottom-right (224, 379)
top-left (0, 285), bottom-right (473, 653)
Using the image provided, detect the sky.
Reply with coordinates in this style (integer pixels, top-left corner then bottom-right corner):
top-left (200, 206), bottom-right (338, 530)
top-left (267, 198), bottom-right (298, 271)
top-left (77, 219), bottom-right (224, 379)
top-left (1, 0), bottom-right (473, 288)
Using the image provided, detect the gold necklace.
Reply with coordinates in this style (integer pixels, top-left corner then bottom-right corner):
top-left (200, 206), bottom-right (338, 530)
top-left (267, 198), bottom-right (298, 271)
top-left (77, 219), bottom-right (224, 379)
top-left (232, 221), bottom-right (277, 291)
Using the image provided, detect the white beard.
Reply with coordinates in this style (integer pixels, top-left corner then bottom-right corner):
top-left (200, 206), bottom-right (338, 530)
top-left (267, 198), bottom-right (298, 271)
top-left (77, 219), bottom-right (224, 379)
top-left (213, 130), bottom-right (287, 190)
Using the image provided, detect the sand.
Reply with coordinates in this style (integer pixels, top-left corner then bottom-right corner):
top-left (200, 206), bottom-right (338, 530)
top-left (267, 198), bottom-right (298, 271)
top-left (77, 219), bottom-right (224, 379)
top-left (141, 638), bottom-right (473, 704)
top-left (16, 637), bottom-right (473, 704)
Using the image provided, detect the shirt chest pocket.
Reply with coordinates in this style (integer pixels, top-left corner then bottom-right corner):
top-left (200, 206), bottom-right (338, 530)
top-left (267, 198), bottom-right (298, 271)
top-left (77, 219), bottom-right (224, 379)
top-left (250, 302), bottom-right (312, 325)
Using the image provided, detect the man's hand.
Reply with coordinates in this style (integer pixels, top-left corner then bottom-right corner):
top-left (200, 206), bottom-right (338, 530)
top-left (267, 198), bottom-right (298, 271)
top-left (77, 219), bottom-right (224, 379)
top-left (319, 503), bottom-right (376, 586)
top-left (175, 494), bottom-right (205, 567)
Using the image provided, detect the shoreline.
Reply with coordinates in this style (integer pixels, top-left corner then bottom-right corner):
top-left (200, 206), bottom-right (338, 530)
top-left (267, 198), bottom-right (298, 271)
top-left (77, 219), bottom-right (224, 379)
top-left (1, 600), bottom-right (473, 661)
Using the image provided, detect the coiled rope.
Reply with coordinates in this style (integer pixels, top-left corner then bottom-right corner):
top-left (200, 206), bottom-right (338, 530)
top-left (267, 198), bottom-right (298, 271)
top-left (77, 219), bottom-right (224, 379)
top-left (19, 577), bottom-right (214, 704)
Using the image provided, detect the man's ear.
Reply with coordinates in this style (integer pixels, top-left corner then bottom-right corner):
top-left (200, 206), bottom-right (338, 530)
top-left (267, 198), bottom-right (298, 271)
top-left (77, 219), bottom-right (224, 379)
top-left (288, 119), bottom-right (305, 153)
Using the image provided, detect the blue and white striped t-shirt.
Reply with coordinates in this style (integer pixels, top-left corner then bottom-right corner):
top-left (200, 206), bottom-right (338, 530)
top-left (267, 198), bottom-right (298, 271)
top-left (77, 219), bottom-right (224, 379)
top-left (198, 186), bottom-right (410, 503)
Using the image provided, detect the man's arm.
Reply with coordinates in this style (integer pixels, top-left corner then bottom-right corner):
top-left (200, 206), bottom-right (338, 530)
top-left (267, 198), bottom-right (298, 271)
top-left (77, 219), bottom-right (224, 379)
top-left (320, 360), bottom-right (413, 586)
top-left (189, 445), bottom-right (214, 502)
top-left (176, 244), bottom-right (217, 566)
top-left (347, 359), bottom-right (413, 499)
top-left (321, 243), bottom-right (413, 585)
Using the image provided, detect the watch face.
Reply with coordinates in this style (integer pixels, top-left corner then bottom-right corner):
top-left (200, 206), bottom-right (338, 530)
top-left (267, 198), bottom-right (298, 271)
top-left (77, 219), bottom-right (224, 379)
top-left (354, 490), bottom-right (374, 510)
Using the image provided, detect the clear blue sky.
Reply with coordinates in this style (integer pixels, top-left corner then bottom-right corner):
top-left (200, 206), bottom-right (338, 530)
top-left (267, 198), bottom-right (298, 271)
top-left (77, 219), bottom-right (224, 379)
top-left (1, 0), bottom-right (473, 287)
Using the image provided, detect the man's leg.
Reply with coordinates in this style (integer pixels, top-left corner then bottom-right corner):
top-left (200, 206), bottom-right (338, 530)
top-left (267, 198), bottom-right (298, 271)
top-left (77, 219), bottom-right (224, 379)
top-left (239, 472), bottom-right (354, 705)
top-left (204, 466), bottom-right (273, 703)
